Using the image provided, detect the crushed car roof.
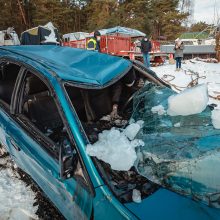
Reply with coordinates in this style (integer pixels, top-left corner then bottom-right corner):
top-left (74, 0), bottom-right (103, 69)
top-left (0, 45), bottom-right (132, 86)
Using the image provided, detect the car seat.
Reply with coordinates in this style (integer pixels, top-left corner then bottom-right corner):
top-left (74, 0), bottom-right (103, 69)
top-left (23, 75), bottom-right (63, 132)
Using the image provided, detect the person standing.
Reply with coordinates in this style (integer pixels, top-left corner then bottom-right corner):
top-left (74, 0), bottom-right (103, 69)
top-left (86, 30), bottom-right (101, 52)
top-left (174, 38), bottom-right (184, 71)
top-left (140, 36), bottom-right (152, 68)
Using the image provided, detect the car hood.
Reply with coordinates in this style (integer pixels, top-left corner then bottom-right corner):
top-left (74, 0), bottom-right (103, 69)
top-left (131, 84), bottom-right (220, 209)
top-left (124, 188), bottom-right (220, 220)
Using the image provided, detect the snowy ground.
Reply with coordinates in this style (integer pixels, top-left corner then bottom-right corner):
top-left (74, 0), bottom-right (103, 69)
top-left (0, 170), bottom-right (38, 220)
top-left (0, 155), bottom-right (38, 220)
top-left (0, 151), bottom-right (64, 220)
top-left (152, 59), bottom-right (220, 108)
top-left (1, 59), bottom-right (220, 218)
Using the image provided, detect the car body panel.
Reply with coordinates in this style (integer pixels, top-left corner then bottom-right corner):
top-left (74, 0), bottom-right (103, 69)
top-left (0, 107), bottom-right (12, 152)
top-left (125, 188), bottom-right (220, 220)
top-left (93, 185), bottom-right (137, 220)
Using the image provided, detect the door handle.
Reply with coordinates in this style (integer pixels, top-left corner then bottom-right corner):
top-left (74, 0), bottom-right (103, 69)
top-left (10, 139), bottom-right (21, 151)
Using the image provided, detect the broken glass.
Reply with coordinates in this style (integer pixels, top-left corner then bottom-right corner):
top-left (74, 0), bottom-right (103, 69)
top-left (132, 83), bottom-right (220, 208)
top-left (93, 159), bottom-right (159, 203)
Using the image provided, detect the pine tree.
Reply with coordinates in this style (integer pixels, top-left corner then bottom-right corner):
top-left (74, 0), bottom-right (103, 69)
top-left (190, 22), bottom-right (210, 32)
top-left (0, 0), bottom-right (24, 33)
top-left (85, 0), bottom-right (118, 31)
top-left (151, 0), bottom-right (188, 40)
top-left (0, 0), bottom-right (189, 39)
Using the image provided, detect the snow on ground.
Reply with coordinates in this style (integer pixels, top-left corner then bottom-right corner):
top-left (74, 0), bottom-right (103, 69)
top-left (0, 167), bottom-right (38, 220)
top-left (152, 59), bottom-right (220, 108)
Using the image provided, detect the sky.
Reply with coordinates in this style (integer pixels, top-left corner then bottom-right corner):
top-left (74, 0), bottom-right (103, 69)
top-left (193, 0), bottom-right (220, 24)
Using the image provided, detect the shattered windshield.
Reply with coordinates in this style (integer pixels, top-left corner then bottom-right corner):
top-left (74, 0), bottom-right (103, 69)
top-left (132, 83), bottom-right (220, 208)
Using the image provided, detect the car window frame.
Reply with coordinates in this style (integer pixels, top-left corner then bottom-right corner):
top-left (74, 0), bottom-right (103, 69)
top-left (15, 68), bottom-right (63, 159)
top-left (62, 82), bottom-right (90, 143)
top-left (0, 59), bottom-right (24, 112)
top-left (7, 60), bottom-right (95, 195)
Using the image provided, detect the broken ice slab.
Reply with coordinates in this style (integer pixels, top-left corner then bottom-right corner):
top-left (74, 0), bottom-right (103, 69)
top-left (132, 189), bottom-right (142, 203)
top-left (211, 109), bottom-right (220, 129)
top-left (167, 84), bottom-right (209, 116)
top-left (86, 124), bottom-right (144, 171)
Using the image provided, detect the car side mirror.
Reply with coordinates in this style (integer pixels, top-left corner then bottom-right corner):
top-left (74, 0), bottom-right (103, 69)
top-left (59, 142), bottom-right (78, 180)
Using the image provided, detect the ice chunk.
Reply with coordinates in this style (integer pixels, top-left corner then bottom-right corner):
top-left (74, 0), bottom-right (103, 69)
top-left (136, 120), bottom-right (144, 127)
top-left (86, 123), bottom-right (144, 171)
top-left (151, 105), bottom-right (166, 115)
top-left (132, 189), bottom-right (142, 203)
top-left (167, 84), bottom-right (208, 116)
top-left (174, 122), bottom-right (181, 127)
top-left (211, 109), bottom-right (220, 129)
top-left (156, 90), bottom-right (163, 94)
top-left (123, 123), bottom-right (141, 140)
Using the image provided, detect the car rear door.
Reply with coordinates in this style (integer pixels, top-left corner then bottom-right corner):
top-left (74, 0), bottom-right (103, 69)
top-left (7, 67), bottom-right (93, 219)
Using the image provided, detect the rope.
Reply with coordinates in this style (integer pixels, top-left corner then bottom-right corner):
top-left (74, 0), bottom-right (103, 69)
top-left (209, 94), bottom-right (220, 100)
top-left (160, 70), bottom-right (220, 100)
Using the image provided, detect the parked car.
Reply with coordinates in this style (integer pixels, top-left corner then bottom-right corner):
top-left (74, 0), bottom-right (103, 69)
top-left (0, 45), bottom-right (219, 220)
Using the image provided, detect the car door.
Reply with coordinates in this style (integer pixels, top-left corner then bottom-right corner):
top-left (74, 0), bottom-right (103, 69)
top-left (7, 67), bottom-right (93, 220)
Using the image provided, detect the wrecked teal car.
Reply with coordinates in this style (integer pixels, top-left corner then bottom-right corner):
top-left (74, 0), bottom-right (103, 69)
top-left (0, 45), bottom-right (219, 220)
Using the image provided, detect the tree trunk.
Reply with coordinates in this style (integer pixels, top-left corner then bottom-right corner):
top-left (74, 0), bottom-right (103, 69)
top-left (17, 0), bottom-right (28, 28)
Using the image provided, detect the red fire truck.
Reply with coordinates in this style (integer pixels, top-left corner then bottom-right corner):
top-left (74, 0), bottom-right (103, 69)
top-left (62, 27), bottom-right (166, 65)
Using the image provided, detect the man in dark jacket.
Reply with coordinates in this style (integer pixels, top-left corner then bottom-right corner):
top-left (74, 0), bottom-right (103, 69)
top-left (86, 30), bottom-right (101, 52)
top-left (140, 37), bottom-right (152, 68)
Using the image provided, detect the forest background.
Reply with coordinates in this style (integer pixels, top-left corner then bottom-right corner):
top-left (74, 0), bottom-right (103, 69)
top-left (0, 0), bottom-right (210, 40)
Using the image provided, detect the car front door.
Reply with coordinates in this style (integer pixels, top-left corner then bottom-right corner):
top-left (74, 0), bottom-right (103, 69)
top-left (7, 67), bottom-right (93, 220)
